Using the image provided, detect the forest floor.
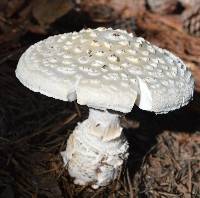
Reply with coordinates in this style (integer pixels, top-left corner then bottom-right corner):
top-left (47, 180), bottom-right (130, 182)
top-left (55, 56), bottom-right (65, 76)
top-left (0, 0), bottom-right (200, 197)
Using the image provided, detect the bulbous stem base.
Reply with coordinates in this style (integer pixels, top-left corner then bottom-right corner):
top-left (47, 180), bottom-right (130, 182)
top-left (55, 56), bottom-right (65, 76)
top-left (61, 108), bottom-right (129, 188)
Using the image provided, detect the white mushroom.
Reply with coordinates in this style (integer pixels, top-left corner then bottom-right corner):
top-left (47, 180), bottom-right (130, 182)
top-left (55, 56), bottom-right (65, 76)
top-left (15, 27), bottom-right (194, 188)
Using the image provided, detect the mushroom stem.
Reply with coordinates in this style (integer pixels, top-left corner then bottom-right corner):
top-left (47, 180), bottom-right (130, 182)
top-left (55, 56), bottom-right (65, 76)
top-left (61, 108), bottom-right (129, 188)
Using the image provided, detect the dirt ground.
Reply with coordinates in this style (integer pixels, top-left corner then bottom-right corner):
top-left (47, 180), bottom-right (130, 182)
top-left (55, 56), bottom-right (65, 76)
top-left (0, 0), bottom-right (200, 197)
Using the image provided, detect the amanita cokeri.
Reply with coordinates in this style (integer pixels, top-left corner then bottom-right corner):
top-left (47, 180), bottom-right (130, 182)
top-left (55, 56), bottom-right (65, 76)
top-left (15, 28), bottom-right (194, 188)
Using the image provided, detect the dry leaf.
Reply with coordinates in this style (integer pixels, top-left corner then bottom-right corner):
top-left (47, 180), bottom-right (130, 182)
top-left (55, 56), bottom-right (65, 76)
top-left (32, 0), bottom-right (74, 28)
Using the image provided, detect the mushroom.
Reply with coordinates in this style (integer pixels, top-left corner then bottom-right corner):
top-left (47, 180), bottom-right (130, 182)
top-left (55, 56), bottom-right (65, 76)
top-left (15, 27), bottom-right (194, 188)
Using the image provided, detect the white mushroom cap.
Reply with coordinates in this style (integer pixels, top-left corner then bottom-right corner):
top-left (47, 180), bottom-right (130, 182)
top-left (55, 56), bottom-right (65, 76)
top-left (16, 27), bottom-right (194, 114)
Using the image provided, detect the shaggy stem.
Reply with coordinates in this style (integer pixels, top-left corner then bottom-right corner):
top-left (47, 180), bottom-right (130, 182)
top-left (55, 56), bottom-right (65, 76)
top-left (61, 108), bottom-right (129, 188)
